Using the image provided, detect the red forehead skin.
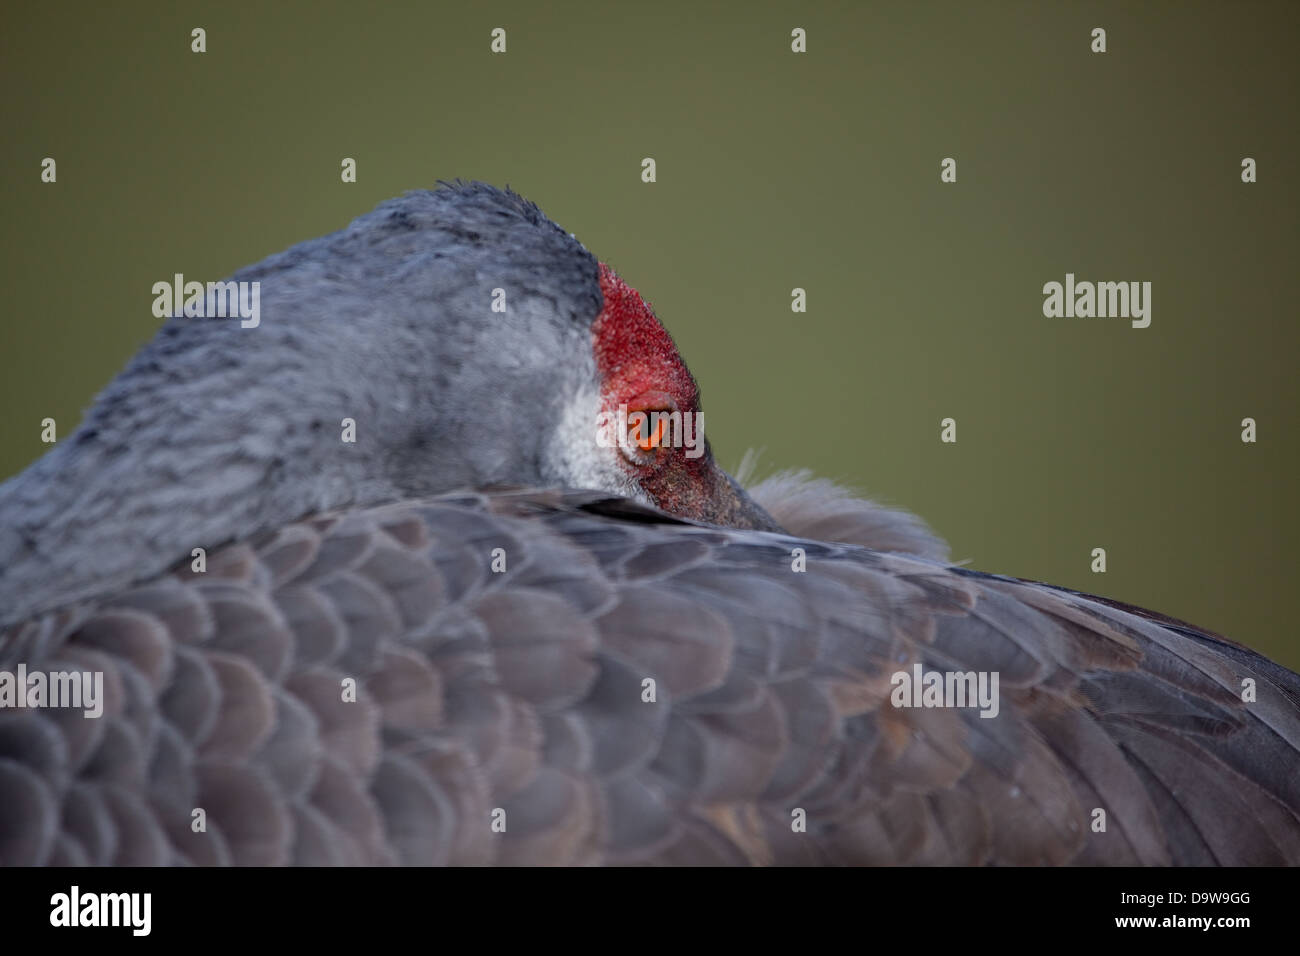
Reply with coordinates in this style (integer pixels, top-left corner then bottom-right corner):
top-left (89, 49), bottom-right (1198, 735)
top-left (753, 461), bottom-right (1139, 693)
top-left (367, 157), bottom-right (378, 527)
top-left (592, 263), bottom-right (729, 517)
top-left (592, 264), bottom-right (699, 413)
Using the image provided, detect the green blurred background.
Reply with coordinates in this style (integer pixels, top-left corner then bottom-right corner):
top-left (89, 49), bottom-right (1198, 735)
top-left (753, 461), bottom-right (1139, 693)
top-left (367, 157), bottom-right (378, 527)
top-left (1, 1), bottom-right (1296, 667)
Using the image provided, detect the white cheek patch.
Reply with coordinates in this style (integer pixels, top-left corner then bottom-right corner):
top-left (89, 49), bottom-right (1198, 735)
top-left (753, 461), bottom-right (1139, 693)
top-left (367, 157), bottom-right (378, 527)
top-left (542, 383), bottom-right (650, 505)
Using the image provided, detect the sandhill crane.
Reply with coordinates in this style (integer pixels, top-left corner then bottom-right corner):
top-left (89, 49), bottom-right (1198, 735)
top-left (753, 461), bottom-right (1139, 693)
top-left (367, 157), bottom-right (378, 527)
top-left (1, 183), bottom-right (1295, 865)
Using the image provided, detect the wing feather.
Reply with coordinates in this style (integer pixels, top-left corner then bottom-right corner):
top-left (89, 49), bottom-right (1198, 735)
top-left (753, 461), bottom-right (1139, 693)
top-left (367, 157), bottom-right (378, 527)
top-left (2, 489), bottom-right (1297, 865)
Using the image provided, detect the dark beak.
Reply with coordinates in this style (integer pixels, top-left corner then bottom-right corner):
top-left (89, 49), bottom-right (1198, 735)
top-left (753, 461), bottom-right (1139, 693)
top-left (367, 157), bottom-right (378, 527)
top-left (702, 466), bottom-right (785, 533)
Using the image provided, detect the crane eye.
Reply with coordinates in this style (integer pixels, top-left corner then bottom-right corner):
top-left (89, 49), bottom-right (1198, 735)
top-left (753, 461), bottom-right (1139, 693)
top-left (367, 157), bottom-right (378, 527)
top-left (617, 391), bottom-right (678, 467)
top-left (632, 411), bottom-right (669, 451)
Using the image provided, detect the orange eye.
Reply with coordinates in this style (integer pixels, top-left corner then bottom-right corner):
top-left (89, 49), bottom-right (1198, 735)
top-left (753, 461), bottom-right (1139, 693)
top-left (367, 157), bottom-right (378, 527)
top-left (635, 413), bottom-right (669, 451)
top-left (618, 390), bottom-right (678, 466)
